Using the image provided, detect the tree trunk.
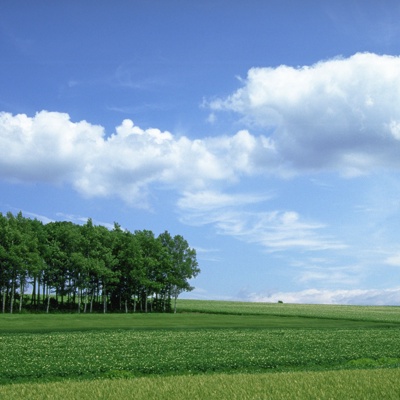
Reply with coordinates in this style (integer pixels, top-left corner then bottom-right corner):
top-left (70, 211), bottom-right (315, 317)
top-left (19, 281), bottom-right (24, 313)
top-left (77, 287), bottom-right (81, 313)
top-left (90, 292), bottom-right (94, 313)
top-left (32, 276), bottom-right (36, 306)
top-left (37, 276), bottom-right (41, 309)
top-left (2, 288), bottom-right (6, 314)
top-left (2, 289), bottom-right (5, 313)
top-left (46, 286), bottom-right (50, 314)
top-left (103, 286), bottom-right (107, 314)
top-left (174, 293), bottom-right (178, 314)
top-left (10, 279), bottom-right (15, 314)
top-left (125, 299), bottom-right (128, 313)
top-left (84, 290), bottom-right (88, 313)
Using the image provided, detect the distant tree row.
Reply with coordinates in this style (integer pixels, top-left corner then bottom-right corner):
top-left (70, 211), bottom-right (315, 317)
top-left (0, 212), bottom-right (200, 314)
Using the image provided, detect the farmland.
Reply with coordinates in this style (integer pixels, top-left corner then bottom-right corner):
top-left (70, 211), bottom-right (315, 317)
top-left (178, 299), bottom-right (400, 323)
top-left (1, 300), bottom-right (400, 398)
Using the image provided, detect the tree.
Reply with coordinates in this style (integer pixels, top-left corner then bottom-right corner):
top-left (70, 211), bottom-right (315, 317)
top-left (110, 226), bottom-right (143, 312)
top-left (81, 219), bottom-right (118, 313)
top-left (0, 211), bottom-right (201, 313)
top-left (158, 231), bottom-right (200, 313)
top-left (134, 230), bottom-right (164, 312)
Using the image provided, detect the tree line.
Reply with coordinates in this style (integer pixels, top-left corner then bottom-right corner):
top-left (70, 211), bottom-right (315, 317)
top-left (0, 211), bottom-right (200, 314)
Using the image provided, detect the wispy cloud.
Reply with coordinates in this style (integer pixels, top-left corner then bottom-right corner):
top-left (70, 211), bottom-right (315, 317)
top-left (297, 264), bottom-right (361, 286)
top-left (18, 210), bottom-right (54, 225)
top-left (0, 22), bottom-right (35, 56)
top-left (55, 212), bottom-right (116, 230)
top-left (195, 247), bottom-right (222, 263)
top-left (384, 253), bottom-right (400, 267)
top-left (113, 62), bottom-right (167, 90)
top-left (177, 190), bottom-right (272, 212)
top-left (178, 190), bottom-right (345, 252)
top-left (106, 103), bottom-right (169, 115)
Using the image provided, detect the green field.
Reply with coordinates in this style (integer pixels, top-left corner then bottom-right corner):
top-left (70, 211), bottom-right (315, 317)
top-left (178, 299), bottom-right (400, 323)
top-left (2, 369), bottom-right (400, 400)
top-left (1, 300), bottom-right (400, 398)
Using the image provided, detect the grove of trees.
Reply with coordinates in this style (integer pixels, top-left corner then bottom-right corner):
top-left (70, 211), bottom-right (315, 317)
top-left (0, 212), bottom-right (200, 314)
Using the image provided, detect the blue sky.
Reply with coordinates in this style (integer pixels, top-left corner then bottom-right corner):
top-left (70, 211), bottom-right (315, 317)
top-left (2, 1), bottom-right (400, 304)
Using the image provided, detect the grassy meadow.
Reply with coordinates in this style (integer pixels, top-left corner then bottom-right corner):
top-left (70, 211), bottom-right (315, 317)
top-left (1, 300), bottom-right (400, 398)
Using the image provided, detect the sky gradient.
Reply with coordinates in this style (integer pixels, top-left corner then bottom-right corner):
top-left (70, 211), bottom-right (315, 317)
top-left (2, 1), bottom-right (400, 304)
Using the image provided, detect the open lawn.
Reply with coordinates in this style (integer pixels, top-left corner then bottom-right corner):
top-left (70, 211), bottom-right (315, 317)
top-left (1, 300), bottom-right (400, 398)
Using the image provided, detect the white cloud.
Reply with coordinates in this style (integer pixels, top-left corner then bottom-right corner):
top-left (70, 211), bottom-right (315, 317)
top-left (6, 53), bottom-right (398, 208)
top-left (0, 110), bottom-right (104, 184)
top-left (388, 120), bottom-right (400, 140)
top-left (177, 190), bottom-right (270, 212)
top-left (209, 52), bottom-right (400, 175)
top-left (384, 253), bottom-right (400, 267)
top-left (3, 53), bottom-right (400, 253)
top-left (0, 111), bottom-right (274, 206)
top-left (178, 190), bottom-right (345, 252)
top-left (55, 213), bottom-right (116, 230)
top-left (19, 210), bottom-right (54, 225)
top-left (297, 265), bottom-right (361, 286)
top-left (247, 287), bottom-right (400, 305)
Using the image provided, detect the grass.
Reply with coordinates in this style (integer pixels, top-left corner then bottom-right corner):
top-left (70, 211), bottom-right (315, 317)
top-left (1, 369), bottom-right (400, 399)
top-left (1, 310), bottom-right (398, 334)
top-left (177, 299), bottom-right (400, 323)
top-left (1, 300), bottom-right (400, 397)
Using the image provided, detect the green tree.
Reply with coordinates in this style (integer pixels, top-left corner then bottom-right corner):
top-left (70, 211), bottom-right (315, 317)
top-left (134, 230), bottom-right (164, 312)
top-left (0, 211), bottom-right (201, 314)
top-left (158, 231), bottom-right (200, 313)
top-left (111, 225), bottom-right (143, 312)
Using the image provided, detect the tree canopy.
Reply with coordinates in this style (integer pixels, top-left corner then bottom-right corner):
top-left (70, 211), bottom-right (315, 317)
top-left (0, 212), bottom-right (200, 313)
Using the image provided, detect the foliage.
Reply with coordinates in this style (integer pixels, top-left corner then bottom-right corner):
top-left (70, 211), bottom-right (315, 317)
top-left (0, 212), bottom-right (199, 313)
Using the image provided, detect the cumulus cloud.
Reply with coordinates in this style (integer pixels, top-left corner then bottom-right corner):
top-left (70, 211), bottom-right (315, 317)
top-left (209, 52), bottom-right (400, 176)
top-left (0, 111), bottom-right (104, 184)
top-left (4, 53), bottom-right (398, 207)
top-left (0, 105), bottom-right (343, 250)
top-left (3, 53), bottom-right (400, 254)
top-left (0, 111), bottom-right (275, 206)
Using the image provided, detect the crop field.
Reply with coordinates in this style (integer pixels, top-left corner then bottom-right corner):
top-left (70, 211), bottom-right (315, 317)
top-left (177, 299), bottom-right (400, 323)
top-left (2, 369), bottom-right (400, 400)
top-left (1, 300), bottom-right (400, 398)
